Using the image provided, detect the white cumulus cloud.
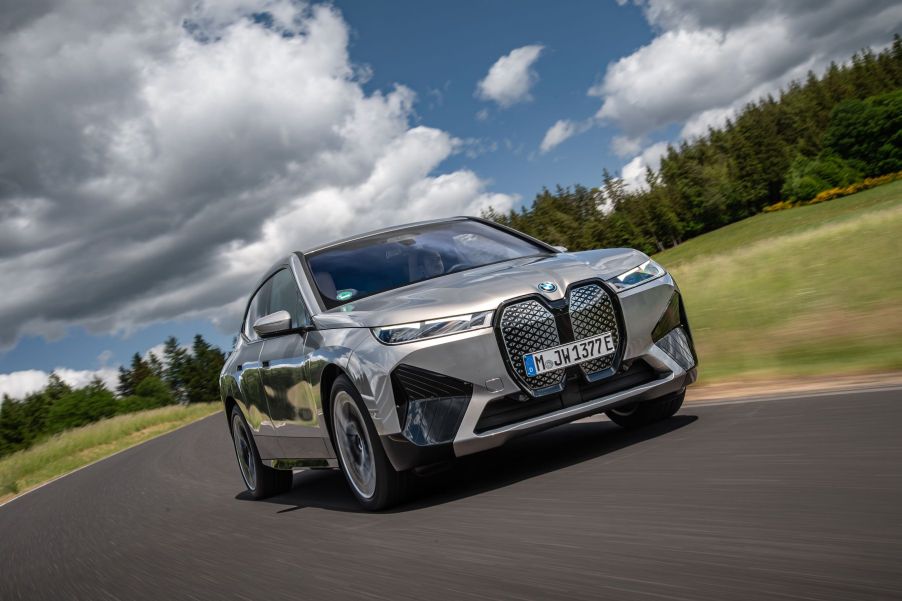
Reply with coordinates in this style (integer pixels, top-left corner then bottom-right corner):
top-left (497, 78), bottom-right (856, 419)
top-left (596, 0), bottom-right (901, 138)
top-left (0, 368), bottom-right (120, 401)
top-left (476, 44), bottom-right (544, 108)
top-left (620, 142), bottom-right (670, 191)
top-left (599, 0), bottom-right (902, 185)
top-left (540, 119), bottom-right (592, 153)
top-left (611, 135), bottom-right (644, 158)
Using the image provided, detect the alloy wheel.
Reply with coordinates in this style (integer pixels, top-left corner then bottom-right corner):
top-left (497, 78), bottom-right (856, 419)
top-left (333, 390), bottom-right (377, 500)
top-left (231, 413), bottom-right (257, 491)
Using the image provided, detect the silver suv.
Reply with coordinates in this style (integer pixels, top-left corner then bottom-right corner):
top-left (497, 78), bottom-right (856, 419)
top-left (220, 217), bottom-right (697, 510)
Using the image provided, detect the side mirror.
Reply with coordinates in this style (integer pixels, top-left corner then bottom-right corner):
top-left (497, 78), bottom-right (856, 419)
top-left (552, 245), bottom-right (568, 253)
top-left (253, 310), bottom-right (292, 337)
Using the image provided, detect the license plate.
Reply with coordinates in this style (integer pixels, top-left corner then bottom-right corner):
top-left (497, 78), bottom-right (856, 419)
top-left (523, 333), bottom-right (615, 377)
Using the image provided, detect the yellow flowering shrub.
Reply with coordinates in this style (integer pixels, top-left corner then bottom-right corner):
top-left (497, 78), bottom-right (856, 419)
top-left (763, 170), bottom-right (902, 212)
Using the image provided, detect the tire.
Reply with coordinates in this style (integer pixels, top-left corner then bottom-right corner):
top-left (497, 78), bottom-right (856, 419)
top-left (230, 406), bottom-right (293, 499)
top-left (329, 375), bottom-right (408, 511)
top-left (605, 390), bottom-right (685, 429)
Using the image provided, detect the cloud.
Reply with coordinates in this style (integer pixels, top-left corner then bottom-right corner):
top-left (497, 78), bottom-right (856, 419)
top-left (0, 368), bottom-right (120, 401)
top-left (143, 343), bottom-right (167, 361)
top-left (0, 371), bottom-right (48, 402)
top-left (595, 0), bottom-right (902, 138)
top-left (611, 135), bottom-right (644, 158)
top-left (620, 141), bottom-right (670, 190)
top-left (476, 44), bottom-right (544, 108)
top-left (0, 0), bottom-right (516, 351)
top-left (598, 0), bottom-right (901, 188)
top-left (679, 106), bottom-right (737, 140)
top-left (539, 119), bottom-right (592, 153)
top-left (460, 137), bottom-right (499, 159)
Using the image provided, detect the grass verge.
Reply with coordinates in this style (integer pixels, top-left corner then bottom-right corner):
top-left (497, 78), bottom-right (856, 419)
top-left (0, 403), bottom-right (220, 504)
top-left (656, 180), bottom-right (902, 383)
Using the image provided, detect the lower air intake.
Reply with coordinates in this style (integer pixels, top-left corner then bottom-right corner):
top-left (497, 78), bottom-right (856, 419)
top-left (656, 327), bottom-right (695, 371)
top-left (391, 365), bottom-right (471, 446)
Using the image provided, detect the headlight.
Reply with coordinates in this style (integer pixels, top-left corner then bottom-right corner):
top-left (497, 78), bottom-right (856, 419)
top-left (372, 311), bottom-right (493, 345)
top-left (608, 259), bottom-right (666, 291)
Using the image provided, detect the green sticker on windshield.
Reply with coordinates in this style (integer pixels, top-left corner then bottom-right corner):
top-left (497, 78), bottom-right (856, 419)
top-left (336, 289), bottom-right (355, 301)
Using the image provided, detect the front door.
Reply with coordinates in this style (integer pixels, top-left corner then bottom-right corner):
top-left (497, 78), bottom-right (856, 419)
top-left (235, 277), bottom-right (276, 439)
top-left (259, 268), bottom-right (331, 459)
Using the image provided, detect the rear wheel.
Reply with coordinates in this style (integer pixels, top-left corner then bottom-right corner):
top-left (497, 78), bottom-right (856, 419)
top-left (230, 406), bottom-right (292, 499)
top-left (330, 376), bottom-right (408, 511)
top-left (605, 390), bottom-right (684, 429)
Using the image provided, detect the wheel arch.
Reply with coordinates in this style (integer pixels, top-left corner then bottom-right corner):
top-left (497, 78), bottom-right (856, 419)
top-left (223, 395), bottom-right (239, 427)
top-left (319, 363), bottom-right (347, 445)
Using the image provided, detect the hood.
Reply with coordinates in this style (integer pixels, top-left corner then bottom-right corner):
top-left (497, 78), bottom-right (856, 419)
top-left (312, 248), bottom-right (648, 329)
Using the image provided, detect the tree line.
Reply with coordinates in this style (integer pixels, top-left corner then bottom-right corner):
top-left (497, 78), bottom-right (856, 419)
top-left (0, 335), bottom-right (225, 457)
top-left (484, 36), bottom-right (902, 255)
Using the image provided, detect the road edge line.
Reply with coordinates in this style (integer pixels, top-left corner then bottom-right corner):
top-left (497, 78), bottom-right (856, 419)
top-left (687, 383), bottom-right (902, 407)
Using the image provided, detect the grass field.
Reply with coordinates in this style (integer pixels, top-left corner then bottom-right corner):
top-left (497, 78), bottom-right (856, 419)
top-left (657, 180), bottom-right (902, 383)
top-left (0, 403), bottom-right (220, 503)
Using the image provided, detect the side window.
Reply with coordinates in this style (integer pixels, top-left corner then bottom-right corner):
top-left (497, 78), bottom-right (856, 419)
top-left (242, 279), bottom-right (272, 342)
top-left (268, 269), bottom-right (310, 329)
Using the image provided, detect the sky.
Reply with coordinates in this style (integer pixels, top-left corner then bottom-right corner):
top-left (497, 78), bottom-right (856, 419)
top-left (0, 0), bottom-right (899, 399)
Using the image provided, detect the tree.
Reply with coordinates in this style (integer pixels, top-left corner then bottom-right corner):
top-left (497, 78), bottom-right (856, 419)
top-left (781, 154), bottom-right (862, 201)
top-left (0, 396), bottom-right (28, 455)
top-left (117, 353), bottom-right (154, 397)
top-left (18, 374), bottom-right (71, 442)
top-left (45, 379), bottom-right (118, 434)
top-left (119, 375), bottom-right (175, 413)
top-left (0, 333), bottom-right (227, 458)
top-left (481, 41), bottom-right (902, 253)
top-left (162, 336), bottom-right (190, 402)
top-left (147, 352), bottom-right (164, 379)
top-left (824, 89), bottom-right (902, 176)
top-left (182, 335), bottom-right (225, 404)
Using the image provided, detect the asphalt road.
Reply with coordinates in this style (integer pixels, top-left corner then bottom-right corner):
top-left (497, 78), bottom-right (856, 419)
top-left (2, 388), bottom-right (901, 601)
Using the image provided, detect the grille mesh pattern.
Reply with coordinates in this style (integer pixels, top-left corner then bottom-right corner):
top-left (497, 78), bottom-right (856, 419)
top-left (569, 284), bottom-right (620, 376)
top-left (499, 300), bottom-right (564, 390)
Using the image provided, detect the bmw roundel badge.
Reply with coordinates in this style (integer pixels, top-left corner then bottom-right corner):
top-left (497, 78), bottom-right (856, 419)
top-left (537, 281), bottom-right (557, 293)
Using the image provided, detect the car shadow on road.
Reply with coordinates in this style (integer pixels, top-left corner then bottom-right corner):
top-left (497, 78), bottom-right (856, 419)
top-left (239, 414), bottom-right (698, 514)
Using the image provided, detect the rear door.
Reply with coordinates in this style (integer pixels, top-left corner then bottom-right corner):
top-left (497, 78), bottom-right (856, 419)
top-left (259, 268), bottom-right (331, 459)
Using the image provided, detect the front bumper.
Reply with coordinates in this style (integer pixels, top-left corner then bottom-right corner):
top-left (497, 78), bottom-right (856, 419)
top-left (453, 346), bottom-right (695, 458)
top-left (353, 274), bottom-right (696, 470)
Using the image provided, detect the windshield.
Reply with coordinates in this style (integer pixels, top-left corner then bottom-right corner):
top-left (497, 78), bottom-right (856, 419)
top-left (306, 220), bottom-right (550, 309)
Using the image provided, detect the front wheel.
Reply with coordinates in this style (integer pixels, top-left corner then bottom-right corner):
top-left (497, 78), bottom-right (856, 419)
top-left (330, 376), bottom-right (408, 511)
top-left (605, 390), bottom-right (684, 429)
top-left (230, 406), bottom-right (292, 499)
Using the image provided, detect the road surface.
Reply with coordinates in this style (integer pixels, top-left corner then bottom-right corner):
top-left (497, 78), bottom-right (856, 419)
top-left (2, 387), bottom-right (901, 600)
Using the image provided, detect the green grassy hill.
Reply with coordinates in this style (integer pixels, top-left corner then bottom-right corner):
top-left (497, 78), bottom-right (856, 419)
top-left (656, 180), bottom-right (902, 383)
